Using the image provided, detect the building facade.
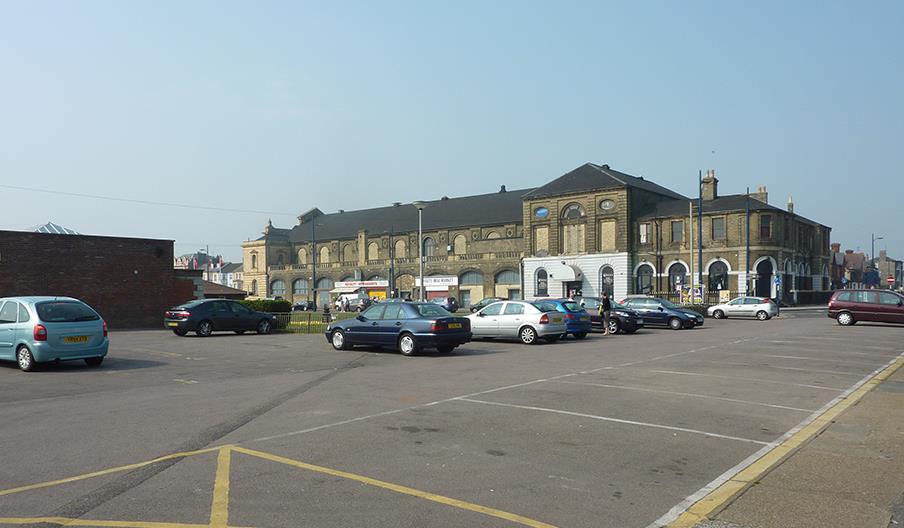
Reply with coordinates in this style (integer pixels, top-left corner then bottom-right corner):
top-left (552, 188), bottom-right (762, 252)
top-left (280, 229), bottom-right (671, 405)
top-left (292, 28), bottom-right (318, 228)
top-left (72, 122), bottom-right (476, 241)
top-left (243, 163), bottom-right (833, 307)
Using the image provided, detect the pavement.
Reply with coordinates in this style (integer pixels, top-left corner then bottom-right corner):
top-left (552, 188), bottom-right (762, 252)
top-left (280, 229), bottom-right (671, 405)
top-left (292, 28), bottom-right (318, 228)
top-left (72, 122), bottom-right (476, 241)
top-left (0, 312), bottom-right (901, 528)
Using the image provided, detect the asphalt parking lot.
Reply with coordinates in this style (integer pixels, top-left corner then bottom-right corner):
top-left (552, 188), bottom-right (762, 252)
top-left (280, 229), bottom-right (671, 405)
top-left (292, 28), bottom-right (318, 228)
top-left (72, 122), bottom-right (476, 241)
top-left (1, 311), bottom-right (901, 528)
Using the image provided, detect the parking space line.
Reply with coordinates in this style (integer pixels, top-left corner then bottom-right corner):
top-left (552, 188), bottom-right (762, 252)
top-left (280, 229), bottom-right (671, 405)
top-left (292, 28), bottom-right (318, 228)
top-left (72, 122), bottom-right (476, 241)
top-left (652, 351), bottom-right (904, 528)
top-left (644, 369), bottom-right (846, 391)
top-left (758, 346), bottom-right (899, 359)
top-left (704, 360), bottom-right (867, 377)
top-left (753, 354), bottom-right (885, 368)
top-left (456, 398), bottom-right (769, 446)
top-left (0, 518), bottom-right (210, 528)
top-left (209, 446), bottom-right (232, 528)
top-left (548, 380), bottom-right (817, 413)
top-left (231, 446), bottom-right (558, 528)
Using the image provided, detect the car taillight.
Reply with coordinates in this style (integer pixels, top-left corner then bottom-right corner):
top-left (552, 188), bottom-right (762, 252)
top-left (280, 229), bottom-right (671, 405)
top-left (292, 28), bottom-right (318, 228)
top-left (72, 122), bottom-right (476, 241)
top-left (431, 322), bottom-right (444, 332)
top-left (103, 321), bottom-right (108, 337)
top-left (34, 324), bottom-right (47, 341)
top-left (762, 299), bottom-right (771, 304)
top-left (539, 314), bottom-right (549, 324)
top-left (564, 314), bottom-right (576, 320)
top-left (167, 311), bottom-right (191, 319)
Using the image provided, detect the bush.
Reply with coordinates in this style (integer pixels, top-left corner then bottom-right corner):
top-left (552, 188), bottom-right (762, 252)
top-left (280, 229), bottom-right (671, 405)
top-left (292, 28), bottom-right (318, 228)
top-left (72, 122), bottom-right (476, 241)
top-left (238, 299), bottom-right (292, 313)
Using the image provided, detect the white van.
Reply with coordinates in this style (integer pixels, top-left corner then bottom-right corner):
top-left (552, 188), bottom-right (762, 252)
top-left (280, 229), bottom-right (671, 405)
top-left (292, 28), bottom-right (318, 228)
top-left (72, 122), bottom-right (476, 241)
top-left (336, 293), bottom-right (370, 310)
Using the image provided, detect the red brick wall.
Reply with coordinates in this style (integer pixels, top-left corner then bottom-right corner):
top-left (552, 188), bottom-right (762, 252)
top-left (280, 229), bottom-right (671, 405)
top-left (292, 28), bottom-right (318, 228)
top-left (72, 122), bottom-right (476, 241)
top-left (0, 230), bottom-right (183, 328)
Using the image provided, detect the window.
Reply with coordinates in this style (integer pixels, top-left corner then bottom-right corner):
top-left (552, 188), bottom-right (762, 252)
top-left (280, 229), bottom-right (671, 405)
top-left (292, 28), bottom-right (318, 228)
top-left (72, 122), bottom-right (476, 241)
top-left (562, 203), bottom-right (585, 219)
top-left (361, 305), bottom-right (386, 320)
top-left (854, 291), bottom-right (878, 304)
top-left (728, 298), bottom-right (743, 305)
top-left (250, 280), bottom-right (258, 295)
top-left (536, 269), bottom-right (548, 297)
top-left (503, 303), bottom-right (524, 315)
top-left (276, 254), bottom-right (284, 266)
top-left (599, 220), bottom-right (616, 252)
top-left (210, 301), bottom-right (230, 313)
top-left (533, 226), bottom-right (549, 254)
top-left (709, 261), bottom-right (729, 291)
top-left (18, 303), bottom-right (30, 323)
top-left (292, 279), bottom-right (309, 295)
top-left (712, 217), bottom-right (726, 240)
top-left (639, 223), bottom-right (649, 244)
top-left (460, 271), bottom-right (484, 285)
top-left (316, 278), bottom-right (334, 289)
top-left (481, 303), bottom-right (503, 316)
top-left (422, 237), bottom-right (436, 257)
top-left (668, 263), bottom-right (688, 290)
top-left (394, 239), bottom-right (406, 258)
top-left (229, 303), bottom-right (251, 314)
top-left (416, 304), bottom-right (452, 317)
top-left (486, 231), bottom-right (501, 239)
top-left (453, 235), bottom-right (467, 255)
top-left (563, 224), bottom-right (585, 254)
top-left (784, 218), bottom-right (791, 243)
top-left (251, 254), bottom-right (258, 269)
top-left (270, 280), bottom-right (286, 296)
top-left (760, 215), bottom-right (772, 240)
top-left (297, 248), bottom-right (307, 264)
top-left (835, 291), bottom-right (852, 302)
top-left (879, 292), bottom-right (902, 305)
top-left (319, 246), bottom-right (330, 263)
top-left (600, 266), bottom-right (614, 298)
top-left (367, 242), bottom-right (379, 261)
top-left (0, 302), bottom-right (17, 324)
top-left (495, 270), bottom-right (519, 285)
top-left (636, 264), bottom-right (654, 294)
top-left (382, 304), bottom-right (404, 320)
top-left (671, 221), bottom-right (684, 243)
top-left (35, 301), bottom-right (98, 322)
top-left (343, 244), bottom-right (355, 262)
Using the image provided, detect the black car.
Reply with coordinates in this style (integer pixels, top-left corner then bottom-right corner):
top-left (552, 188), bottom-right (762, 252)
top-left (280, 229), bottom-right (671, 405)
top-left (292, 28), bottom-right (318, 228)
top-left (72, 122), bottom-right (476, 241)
top-left (325, 302), bottom-right (471, 356)
top-left (619, 296), bottom-right (703, 330)
top-left (431, 296), bottom-right (459, 313)
top-left (292, 300), bottom-right (316, 312)
top-left (579, 297), bottom-right (644, 334)
top-left (469, 297), bottom-right (504, 313)
top-left (164, 299), bottom-right (277, 337)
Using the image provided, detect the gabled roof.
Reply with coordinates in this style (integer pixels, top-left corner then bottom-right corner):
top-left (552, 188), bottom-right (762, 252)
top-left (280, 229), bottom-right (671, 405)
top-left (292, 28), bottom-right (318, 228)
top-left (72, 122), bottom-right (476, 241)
top-left (32, 222), bottom-right (80, 235)
top-left (522, 163), bottom-right (687, 201)
top-left (636, 193), bottom-right (828, 227)
top-left (220, 262), bottom-right (243, 273)
top-left (286, 188), bottom-right (534, 243)
top-left (202, 281), bottom-right (248, 297)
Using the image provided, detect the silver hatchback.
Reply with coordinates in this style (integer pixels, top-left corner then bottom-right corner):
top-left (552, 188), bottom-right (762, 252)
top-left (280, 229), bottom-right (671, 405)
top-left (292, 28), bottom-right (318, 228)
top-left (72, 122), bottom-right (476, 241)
top-left (0, 296), bottom-right (109, 371)
top-left (466, 300), bottom-right (567, 344)
top-left (707, 296), bottom-right (778, 321)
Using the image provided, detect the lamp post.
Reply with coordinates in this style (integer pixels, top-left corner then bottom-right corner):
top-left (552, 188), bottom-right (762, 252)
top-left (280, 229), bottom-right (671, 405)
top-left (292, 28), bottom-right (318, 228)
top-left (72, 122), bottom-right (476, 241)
top-left (871, 233), bottom-right (884, 268)
top-left (412, 201), bottom-right (427, 301)
top-left (311, 221), bottom-right (317, 305)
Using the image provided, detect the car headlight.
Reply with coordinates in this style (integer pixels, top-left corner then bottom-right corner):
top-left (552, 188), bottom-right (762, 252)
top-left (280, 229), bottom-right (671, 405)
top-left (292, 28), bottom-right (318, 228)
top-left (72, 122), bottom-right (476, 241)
top-left (613, 311), bottom-right (629, 317)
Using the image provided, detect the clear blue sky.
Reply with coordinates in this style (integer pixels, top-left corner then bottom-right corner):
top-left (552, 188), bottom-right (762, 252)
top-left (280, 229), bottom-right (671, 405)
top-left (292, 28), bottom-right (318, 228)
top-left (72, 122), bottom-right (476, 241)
top-left (2, 1), bottom-right (901, 262)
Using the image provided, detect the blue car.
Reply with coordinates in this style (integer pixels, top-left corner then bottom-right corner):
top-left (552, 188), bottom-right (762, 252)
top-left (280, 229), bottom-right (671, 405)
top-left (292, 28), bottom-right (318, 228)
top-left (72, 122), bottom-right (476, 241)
top-left (539, 299), bottom-right (592, 339)
top-left (325, 302), bottom-right (471, 356)
top-left (0, 296), bottom-right (109, 372)
top-left (620, 296), bottom-right (704, 330)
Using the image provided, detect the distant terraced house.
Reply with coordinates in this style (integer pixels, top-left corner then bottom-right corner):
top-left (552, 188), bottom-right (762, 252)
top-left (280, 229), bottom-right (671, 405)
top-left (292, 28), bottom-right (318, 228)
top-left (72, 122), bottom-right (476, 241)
top-left (242, 163), bottom-right (832, 308)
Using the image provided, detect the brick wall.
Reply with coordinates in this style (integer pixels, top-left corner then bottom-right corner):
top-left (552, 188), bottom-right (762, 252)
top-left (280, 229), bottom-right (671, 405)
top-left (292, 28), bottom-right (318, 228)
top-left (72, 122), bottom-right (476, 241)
top-left (0, 230), bottom-right (185, 328)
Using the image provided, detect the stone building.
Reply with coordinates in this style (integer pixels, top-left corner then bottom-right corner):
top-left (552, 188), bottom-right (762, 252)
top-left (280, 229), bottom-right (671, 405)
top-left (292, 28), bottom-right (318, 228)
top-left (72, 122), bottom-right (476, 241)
top-left (242, 163), bottom-right (832, 307)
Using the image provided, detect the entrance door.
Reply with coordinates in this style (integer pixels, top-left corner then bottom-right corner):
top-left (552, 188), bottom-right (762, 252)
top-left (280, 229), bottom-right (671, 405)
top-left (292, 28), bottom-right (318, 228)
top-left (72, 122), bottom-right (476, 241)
top-left (564, 281), bottom-right (583, 299)
top-left (755, 260), bottom-right (774, 298)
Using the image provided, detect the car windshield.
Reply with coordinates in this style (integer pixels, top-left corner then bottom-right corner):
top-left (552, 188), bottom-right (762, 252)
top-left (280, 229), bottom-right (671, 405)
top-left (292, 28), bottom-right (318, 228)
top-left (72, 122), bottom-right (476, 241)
top-left (562, 301), bottom-right (583, 312)
top-left (36, 301), bottom-right (99, 322)
top-left (416, 304), bottom-right (452, 317)
top-left (531, 301), bottom-right (559, 313)
top-left (612, 301), bottom-right (628, 309)
top-left (658, 299), bottom-right (679, 309)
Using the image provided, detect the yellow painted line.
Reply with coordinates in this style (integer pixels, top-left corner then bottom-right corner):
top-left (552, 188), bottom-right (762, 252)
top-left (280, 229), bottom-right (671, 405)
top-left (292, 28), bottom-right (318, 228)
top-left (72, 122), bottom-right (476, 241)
top-left (232, 446), bottom-right (558, 528)
top-left (667, 355), bottom-right (904, 528)
top-left (0, 517), bottom-right (209, 528)
top-left (0, 446), bottom-right (221, 498)
top-left (209, 447), bottom-right (232, 528)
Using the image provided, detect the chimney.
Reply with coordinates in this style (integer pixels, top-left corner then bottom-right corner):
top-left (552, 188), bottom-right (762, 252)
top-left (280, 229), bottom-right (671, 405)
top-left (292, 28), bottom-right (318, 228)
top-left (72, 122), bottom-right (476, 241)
top-left (499, 185), bottom-right (507, 193)
top-left (830, 242), bottom-right (841, 253)
top-left (787, 195), bottom-right (794, 214)
top-left (751, 185), bottom-right (768, 204)
top-left (701, 169), bottom-right (718, 201)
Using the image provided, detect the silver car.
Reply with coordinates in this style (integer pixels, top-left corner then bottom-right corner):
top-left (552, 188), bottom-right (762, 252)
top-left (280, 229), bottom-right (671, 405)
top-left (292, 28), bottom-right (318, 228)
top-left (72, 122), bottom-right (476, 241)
top-left (708, 296), bottom-right (778, 321)
top-left (466, 300), bottom-right (567, 344)
top-left (0, 296), bottom-right (109, 371)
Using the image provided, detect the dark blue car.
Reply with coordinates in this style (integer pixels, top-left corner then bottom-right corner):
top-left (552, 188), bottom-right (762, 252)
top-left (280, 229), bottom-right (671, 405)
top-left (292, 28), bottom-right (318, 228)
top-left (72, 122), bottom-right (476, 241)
top-left (325, 302), bottom-right (471, 356)
top-left (539, 299), bottom-right (592, 339)
top-left (620, 296), bottom-right (703, 330)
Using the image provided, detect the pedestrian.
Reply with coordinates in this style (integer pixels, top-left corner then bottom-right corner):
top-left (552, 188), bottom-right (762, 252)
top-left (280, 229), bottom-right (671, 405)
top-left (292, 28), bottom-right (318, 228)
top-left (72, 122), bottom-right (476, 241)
top-left (600, 292), bottom-right (612, 336)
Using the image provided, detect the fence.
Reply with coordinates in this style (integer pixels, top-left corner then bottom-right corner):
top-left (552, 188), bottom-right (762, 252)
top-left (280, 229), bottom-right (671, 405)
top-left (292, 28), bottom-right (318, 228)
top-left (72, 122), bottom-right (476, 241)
top-left (650, 291), bottom-right (733, 306)
top-left (272, 311), bottom-right (358, 334)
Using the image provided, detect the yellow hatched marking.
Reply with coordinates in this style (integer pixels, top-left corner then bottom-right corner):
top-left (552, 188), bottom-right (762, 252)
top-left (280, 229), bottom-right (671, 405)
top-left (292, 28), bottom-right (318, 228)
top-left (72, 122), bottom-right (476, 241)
top-left (232, 446), bottom-right (558, 528)
top-left (209, 447), bottom-right (232, 528)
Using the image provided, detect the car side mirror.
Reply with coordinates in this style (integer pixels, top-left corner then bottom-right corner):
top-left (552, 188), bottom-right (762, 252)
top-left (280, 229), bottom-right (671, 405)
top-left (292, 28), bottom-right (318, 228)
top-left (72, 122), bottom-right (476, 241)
top-left (356, 315), bottom-right (366, 322)
top-left (477, 312), bottom-right (484, 317)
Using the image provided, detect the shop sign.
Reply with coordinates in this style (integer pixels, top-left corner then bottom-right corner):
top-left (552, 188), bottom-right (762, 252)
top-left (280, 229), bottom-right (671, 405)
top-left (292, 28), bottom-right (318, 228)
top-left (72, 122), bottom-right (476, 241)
top-left (335, 280), bottom-right (388, 288)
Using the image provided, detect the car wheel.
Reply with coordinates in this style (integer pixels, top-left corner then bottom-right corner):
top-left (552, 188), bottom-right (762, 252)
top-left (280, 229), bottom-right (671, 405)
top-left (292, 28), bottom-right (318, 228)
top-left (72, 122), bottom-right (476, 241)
top-left (519, 326), bottom-right (538, 345)
top-left (437, 345), bottom-right (455, 354)
top-left (173, 329), bottom-right (188, 336)
top-left (607, 320), bottom-right (620, 335)
top-left (84, 357), bottom-right (104, 367)
top-left (668, 317), bottom-right (683, 330)
top-left (756, 310), bottom-right (769, 321)
top-left (398, 333), bottom-right (419, 356)
top-left (331, 330), bottom-right (349, 350)
top-left (16, 346), bottom-right (36, 372)
top-left (837, 311), bottom-right (855, 326)
top-left (573, 332), bottom-right (588, 340)
top-left (196, 320), bottom-right (213, 337)
top-left (713, 310), bottom-right (725, 319)
top-left (256, 319), bottom-right (272, 335)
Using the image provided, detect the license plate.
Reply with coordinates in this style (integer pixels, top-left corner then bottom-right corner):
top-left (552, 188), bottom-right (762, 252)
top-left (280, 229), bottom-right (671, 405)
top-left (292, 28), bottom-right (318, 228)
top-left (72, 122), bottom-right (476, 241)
top-left (64, 336), bottom-right (89, 344)
top-left (167, 322), bottom-right (179, 327)
top-left (581, 316), bottom-right (590, 321)
top-left (552, 317), bottom-right (562, 323)
top-left (448, 323), bottom-right (462, 329)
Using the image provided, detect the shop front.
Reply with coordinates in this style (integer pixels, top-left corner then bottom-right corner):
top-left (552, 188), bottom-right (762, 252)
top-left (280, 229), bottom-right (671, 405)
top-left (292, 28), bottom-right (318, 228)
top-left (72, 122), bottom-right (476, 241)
top-left (415, 276), bottom-right (459, 300)
top-left (333, 280), bottom-right (390, 299)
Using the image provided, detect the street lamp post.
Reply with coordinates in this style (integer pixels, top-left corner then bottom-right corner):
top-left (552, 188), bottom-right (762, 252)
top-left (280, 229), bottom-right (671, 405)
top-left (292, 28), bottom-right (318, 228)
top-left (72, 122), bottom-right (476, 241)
top-left (871, 233), bottom-right (884, 268)
top-left (311, 221), bottom-right (317, 306)
top-left (412, 201), bottom-right (427, 301)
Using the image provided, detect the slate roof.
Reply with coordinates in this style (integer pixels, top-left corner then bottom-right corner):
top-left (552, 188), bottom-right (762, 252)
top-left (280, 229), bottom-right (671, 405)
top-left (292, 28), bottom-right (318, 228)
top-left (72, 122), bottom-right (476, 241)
top-left (32, 222), bottom-right (80, 235)
top-left (202, 281), bottom-right (248, 297)
top-left (283, 188), bottom-right (534, 243)
top-left (522, 163), bottom-right (687, 201)
top-left (220, 262), bottom-right (243, 273)
top-left (636, 194), bottom-right (828, 227)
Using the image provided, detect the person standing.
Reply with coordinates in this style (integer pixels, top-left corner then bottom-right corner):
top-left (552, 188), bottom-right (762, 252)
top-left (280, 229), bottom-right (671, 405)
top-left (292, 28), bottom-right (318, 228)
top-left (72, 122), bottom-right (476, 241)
top-left (601, 292), bottom-right (612, 336)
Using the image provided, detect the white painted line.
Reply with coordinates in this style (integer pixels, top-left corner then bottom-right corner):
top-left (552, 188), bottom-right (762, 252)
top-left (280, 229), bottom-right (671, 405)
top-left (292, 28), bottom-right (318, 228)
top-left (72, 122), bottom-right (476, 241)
top-left (647, 350), bottom-right (904, 528)
top-left (710, 360), bottom-right (867, 377)
top-left (756, 354), bottom-right (884, 368)
top-left (456, 398), bottom-right (769, 446)
top-left (646, 369), bottom-right (846, 392)
top-left (755, 347), bottom-right (899, 359)
top-left (549, 380), bottom-right (817, 413)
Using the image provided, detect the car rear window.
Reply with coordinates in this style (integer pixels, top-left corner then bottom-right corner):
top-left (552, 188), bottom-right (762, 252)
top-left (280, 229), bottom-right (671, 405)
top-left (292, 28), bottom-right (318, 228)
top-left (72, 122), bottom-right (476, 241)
top-left (531, 301), bottom-right (559, 312)
top-left (562, 301), bottom-right (583, 312)
top-left (36, 301), bottom-right (99, 322)
top-left (417, 304), bottom-right (452, 317)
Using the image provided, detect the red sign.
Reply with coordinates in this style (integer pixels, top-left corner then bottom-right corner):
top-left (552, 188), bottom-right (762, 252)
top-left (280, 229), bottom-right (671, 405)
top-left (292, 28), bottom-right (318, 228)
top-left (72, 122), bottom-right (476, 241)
top-left (887, 276), bottom-right (896, 285)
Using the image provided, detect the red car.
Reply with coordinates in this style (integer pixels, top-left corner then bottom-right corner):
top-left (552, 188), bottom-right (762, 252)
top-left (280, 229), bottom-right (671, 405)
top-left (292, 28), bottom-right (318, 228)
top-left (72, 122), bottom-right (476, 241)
top-left (827, 289), bottom-right (904, 326)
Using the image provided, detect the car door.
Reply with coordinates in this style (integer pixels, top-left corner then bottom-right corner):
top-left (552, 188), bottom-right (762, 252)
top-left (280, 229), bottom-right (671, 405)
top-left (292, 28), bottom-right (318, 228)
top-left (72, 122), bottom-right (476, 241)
top-left (647, 299), bottom-right (669, 325)
top-left (853, 291), bottom-right (879, 322)
top-left (499, 302), bottom-right (526, 336)
top-left (740, 297), bottom-right (761, 317)
top-left (228, 302), bottom-right (256, 330)
top-left (206, 301), bottom-right (233, 331)
top-left (877, 292), bottom-right (904, 323)
top-left (723, 298), bottom-right (744, 317)
top-left (378, 304), bottom-right (405, 345)
top-left (356, 304), bottom-right (386, 344)
top-left (0, 301), bottom-right (16, 358)
top-left (472, 302), bottom-right (503, 337)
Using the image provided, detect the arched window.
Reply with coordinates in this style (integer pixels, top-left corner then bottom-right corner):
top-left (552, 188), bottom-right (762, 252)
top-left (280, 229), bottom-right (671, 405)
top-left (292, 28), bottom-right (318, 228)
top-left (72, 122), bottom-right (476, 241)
top-left (486, 231), bottom-right (500, 239)
top-left (495, 270), bottom-right (519, 285)
top-left (292, 279), bottom-right (309, 295)
top-left (367, 242), bottom-right (379, 261)
top-left (636, 264), bottom-right (654, 294)
top-left (251, 254), bottom-right (258, 270)
top-left (250, 280), bottom-right (257, 295)
top-left (270, 280), bottom-right (286, 297)
top-left (562, 203), bottom-right (586, 219)
top-left (316, 278), bottom-right (334, 289)
top-left (708, 261), bottom-right (729, 291)
top-left (460, 271), bottom-right (484, 285)
top-left (394, 239), bottom-right (407, 258)
top-left (367, 274), bottom-right (385, 281)
top-left (320, 246), bottom-right (330, 264)
top-left (600, 266), bottom-right (614, 298)
top-left (422, 237), bottom-right (436, 257)
top-left (342, 244), bottom-right (354, 263)
top-left (453, 235), bottom-right (467, 255)
top-left (536, 269), bottom-right (548, 297)
top-left (668, 262), bottom-right (688, 291)
top-left (297, 248), bottom-right (307, 264)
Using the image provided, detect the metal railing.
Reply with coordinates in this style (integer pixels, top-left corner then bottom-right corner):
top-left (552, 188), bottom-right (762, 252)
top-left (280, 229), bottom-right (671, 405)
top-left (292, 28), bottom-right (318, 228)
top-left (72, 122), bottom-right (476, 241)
top-left (272, 311), bottom-right (358, 334)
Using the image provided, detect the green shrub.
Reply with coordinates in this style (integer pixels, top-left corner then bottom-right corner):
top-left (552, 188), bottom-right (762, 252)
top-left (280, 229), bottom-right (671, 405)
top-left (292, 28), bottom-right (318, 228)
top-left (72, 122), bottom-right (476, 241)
top-left (238, 299), bottom-right (292, 313)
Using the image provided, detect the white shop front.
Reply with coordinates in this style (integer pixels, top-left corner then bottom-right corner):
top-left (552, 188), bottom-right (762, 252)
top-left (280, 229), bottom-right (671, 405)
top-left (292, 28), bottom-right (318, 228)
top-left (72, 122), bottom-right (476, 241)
top-left (415, 276), bottom-right (458, 300)
top-left (332, 280), bottom-right (390, 300)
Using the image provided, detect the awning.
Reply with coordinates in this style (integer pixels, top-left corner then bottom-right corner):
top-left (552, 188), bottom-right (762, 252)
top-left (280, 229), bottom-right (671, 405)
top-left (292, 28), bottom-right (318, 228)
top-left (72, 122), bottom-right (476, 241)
top-left (555, 264), bottom-right (584, 281)
top-left (329, 286), bottom-right (360, 294)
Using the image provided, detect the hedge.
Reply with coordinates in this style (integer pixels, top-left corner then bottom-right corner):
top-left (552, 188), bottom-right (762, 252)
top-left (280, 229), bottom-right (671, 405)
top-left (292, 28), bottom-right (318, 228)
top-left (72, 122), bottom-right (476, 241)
top-left (237, 299), bottom-right (292, 313)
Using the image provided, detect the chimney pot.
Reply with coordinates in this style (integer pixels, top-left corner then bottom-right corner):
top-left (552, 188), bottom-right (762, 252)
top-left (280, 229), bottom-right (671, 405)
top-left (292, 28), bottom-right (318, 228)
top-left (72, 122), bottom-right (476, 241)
top-left (499, 185), bottom-right (506, 193)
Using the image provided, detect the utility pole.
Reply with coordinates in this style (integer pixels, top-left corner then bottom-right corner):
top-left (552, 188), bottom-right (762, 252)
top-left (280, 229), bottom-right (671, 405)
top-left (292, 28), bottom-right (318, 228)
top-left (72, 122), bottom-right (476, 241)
top-left (311, 221), bottom-right (317, 307)
top-left (413, 201), bottom-right (427, 301)
top-left (698, 170), bottom-right (703, 287)
top-left (746, 187), bottom-right (751, 295)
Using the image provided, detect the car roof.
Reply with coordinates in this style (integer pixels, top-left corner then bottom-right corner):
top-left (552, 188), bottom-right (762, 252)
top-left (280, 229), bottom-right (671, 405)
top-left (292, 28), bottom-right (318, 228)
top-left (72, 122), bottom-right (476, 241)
top-left (0, 296), bottom-right (80, 304)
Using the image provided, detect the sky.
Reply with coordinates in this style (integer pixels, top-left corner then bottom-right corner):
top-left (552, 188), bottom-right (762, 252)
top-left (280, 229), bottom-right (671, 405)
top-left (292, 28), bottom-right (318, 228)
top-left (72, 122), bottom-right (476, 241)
top-left (1, 0), bottom-right (902, 262)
